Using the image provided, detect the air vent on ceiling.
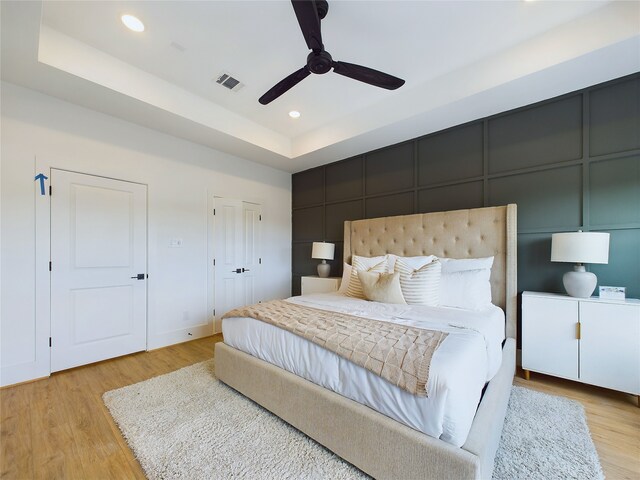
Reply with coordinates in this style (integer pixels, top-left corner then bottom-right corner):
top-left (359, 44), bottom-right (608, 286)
top-left (215, 72), bottom-right (244, 92)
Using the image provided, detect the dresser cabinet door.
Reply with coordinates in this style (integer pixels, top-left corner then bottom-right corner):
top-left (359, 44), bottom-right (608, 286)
top-left (522, 295), bottom-right (579, 380)
top-left (579, 302), bottom-right (640, 395)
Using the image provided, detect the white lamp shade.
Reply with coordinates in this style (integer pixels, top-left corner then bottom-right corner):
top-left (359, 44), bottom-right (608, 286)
top-left (551, 232), bottom-right (609, 264)
top-left (311, 242), bottom-right (335, 260)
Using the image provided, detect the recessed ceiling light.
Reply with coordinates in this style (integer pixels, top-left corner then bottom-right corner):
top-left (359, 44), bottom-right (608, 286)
top-left (121, 14), bottom-right (144, 32)
top-left (289, 111), bottom-right (301, 119)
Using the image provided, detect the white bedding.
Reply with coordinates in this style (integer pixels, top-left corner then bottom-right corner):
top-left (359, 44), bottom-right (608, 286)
top-left (222, 293), bottom-right (505, 447)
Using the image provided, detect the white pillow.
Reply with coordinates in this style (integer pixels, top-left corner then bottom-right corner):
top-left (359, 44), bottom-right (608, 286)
top-left (439, 256), bottom-right (494, 273)
top-left (346, 255), bottom-right (388, 299)
top-left (387, 254), bottom-right (437, 272)
top-left (337, 263), bottom-right (352, 294)
top-left (439, 256), bottom-right (494, 310)
top-left (394, 257), bottom-right (441, 306)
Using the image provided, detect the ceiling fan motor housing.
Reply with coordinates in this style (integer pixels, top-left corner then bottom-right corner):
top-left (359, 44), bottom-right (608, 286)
top-left (316, 0), bottom-right (329, 20)
top-left (308, 50), bottom-right (333, 74)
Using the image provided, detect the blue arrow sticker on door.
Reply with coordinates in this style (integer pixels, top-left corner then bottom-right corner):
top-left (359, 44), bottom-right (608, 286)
top-left (35, 173), bottom-right (48, 195)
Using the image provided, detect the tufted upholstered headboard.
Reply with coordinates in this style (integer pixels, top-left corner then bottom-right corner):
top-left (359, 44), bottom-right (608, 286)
top-left (344, 204), bottom-right (517, 339)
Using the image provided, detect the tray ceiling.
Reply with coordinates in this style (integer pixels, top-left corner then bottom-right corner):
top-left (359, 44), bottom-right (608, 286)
top-left (2, 1), bottom-right (639, 172)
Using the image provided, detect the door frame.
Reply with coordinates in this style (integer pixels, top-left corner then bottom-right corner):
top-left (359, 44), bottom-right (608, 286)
top-left (35, 167), bottom-right (149, 377)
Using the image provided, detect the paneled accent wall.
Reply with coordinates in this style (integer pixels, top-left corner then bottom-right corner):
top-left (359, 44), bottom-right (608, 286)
top-left (292, 73), bottom-right (640, 299)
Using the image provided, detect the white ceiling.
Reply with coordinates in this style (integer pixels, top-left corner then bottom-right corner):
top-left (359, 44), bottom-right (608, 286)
top-left (2, 1), bottom-right (639, 172)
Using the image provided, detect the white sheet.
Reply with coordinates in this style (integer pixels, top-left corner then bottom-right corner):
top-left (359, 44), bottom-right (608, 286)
top-left (222, 293), bottom-right (505, 447)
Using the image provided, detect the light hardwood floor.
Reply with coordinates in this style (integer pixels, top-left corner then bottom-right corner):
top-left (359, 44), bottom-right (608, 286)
top-left (1, 335), bottom-right (220, 479)
top-left (514, 369), bottom-right (640, 480)
top-left (1, 334), bottom-right (638, 479)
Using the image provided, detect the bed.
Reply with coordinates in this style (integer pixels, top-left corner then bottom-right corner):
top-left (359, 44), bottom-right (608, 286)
top-left (215, 204), bottom-right (517, 479)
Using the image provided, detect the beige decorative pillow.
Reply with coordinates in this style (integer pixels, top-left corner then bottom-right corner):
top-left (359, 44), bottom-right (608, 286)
top-left (395, 258), bottom-right (441, 305)
top-left (358, 271), bottom-right (406, 304)
top-left (346, 255), bottom-right (388, 298)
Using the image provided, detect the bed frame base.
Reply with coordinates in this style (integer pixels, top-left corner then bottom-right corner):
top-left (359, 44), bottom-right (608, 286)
top-left (215, 338), bottom-right (515, 480)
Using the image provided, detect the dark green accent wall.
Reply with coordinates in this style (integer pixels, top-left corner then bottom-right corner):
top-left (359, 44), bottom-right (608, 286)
top-left (291, 73), bottom-right (640, 299)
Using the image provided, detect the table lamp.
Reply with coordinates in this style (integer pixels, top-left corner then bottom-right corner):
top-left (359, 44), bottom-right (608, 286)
top-left (312, 242), bottom-right (335, 278)
top-left (551, 231), bottom-right (609, 298)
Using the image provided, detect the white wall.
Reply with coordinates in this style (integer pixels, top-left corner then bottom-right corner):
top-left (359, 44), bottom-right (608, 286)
top-left (0, 81), bottom-right (292, 386)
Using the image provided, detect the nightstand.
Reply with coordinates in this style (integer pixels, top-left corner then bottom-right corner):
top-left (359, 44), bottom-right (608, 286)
top-left (301, 276), bottom-right (341, 295)
top-left (522, 291), bottom-right (640, 404)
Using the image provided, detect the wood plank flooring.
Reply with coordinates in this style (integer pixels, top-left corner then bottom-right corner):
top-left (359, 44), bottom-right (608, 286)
top-left (1, 335), bottom-right (638, 479)
top-left (1, 335), bottom-right (219, 479)
top-left (514, 369), bottom-right (640, 480)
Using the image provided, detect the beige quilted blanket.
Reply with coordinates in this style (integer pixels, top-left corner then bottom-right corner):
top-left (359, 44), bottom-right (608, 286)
top-left (222, 300), bottom-right (448, 397)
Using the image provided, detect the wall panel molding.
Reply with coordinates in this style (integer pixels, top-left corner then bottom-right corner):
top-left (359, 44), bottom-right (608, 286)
top-left (292, 73), bottom-right (640, 298)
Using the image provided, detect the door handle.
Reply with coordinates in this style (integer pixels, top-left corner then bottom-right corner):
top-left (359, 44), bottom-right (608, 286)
top-left (242, 268), bottom-right (250, 272)
top-left (232, 268), bottom-right (242, 274)
top-left (131, 273), bottom-right (146, 280)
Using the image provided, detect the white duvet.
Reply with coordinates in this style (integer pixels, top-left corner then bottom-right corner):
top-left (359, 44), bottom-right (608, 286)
top-left (222, 293), bottom-right (505, 447)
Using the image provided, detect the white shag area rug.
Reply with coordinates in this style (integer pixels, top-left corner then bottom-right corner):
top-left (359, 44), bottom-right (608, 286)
top-left (103, 360), bottom-right (604, 480)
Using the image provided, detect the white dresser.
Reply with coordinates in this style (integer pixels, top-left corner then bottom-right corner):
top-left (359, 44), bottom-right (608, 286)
top-left (301, 276), bottom-right (341, 295)
top-left (522, 291), bottom-right (640, 402)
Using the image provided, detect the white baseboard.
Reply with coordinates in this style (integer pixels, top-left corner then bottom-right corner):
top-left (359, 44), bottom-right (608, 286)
top-left (147, 323), bottom-right (214, 351)
top-left (1, 360), bottom-right (50, 388)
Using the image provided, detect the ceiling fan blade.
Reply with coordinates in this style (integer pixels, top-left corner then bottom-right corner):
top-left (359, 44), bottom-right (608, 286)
top-left (333, 61), bottom-right (405, 90)
top-left (259, 66), bottom-right (311, 105)
top-left (291, 0), bottom-right (323, 51)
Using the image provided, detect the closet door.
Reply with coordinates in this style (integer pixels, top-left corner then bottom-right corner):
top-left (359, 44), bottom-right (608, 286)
top-left (241, 202), bottom-right (261, 306)
top-left (213, 198), bottom-right (262, 320)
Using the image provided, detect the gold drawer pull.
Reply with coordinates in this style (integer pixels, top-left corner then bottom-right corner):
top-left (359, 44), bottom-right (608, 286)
top-left (576, 322), bottom-right (581, 340)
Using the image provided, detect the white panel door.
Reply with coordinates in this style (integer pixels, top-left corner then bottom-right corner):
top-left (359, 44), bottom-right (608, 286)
top-left (242, 202), bottom-right (261, 306)
top-left (51, 170), bottom-right (147, 372)
top-left (580, 302), bottom-right (640, 394)
top-left (522, 295), bottom-right (579, 380)
top-left (214, 198), bottom-right (261, 318)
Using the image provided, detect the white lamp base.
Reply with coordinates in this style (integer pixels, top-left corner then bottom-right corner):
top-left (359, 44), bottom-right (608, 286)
top-left (563, 265), bottom-right (597, 298)
top-left (317, 260), bottom-right (330, 278)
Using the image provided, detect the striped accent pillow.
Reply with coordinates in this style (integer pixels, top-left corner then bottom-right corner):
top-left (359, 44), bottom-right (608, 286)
top-left (395, 258), bottom-right (441, 305)
top-left (346, 255), bottom-right (388, 298)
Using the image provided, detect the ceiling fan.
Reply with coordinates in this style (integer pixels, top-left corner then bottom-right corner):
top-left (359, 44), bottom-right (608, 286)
top-left (258, 0), bottom-right (405, 105)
